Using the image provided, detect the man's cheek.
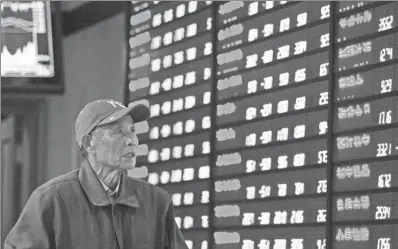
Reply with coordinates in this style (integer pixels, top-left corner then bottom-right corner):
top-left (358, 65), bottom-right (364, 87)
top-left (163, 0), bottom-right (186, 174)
top-left (107, 153), bottom-right (114, 164)
top-left (108, 151), bottom-right (120, 165)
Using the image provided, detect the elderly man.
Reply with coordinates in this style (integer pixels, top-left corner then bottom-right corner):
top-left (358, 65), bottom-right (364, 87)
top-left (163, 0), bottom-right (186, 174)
top-left (4, 99), bottom-right (188, 249)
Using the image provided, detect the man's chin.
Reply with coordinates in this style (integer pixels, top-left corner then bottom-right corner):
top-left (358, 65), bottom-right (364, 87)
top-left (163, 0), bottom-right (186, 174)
top-left (120, 157), bottom-right (136, 169)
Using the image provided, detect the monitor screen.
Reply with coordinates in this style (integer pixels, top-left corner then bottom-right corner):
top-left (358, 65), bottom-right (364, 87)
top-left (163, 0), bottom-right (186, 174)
top-left (1, 1), bottom-right (64, 94)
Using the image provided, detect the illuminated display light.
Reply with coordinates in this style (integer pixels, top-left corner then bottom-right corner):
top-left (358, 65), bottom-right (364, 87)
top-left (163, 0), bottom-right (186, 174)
top-left (173, 205), bottom-right (209, 229)
top-left (130, 1), bottom-right (151, 13)
top-left (125, 3), bottom-right (398, 249)
top-left (216, 52), bottom-right (329, 101)
top-left (334, 160), bottom-right (398, 192)
top-left (336, 32), bottom-right (398, 72)
top-left (149, 66), bottom-right (210, 95)
top-left (332, 192), bottom-right (398, 222)
top-left (215, 139), bottom-right (327, 177)
top-left (337, 1), bottom-right (373, 13)
top-left (216, 80), bottom-right (329, 126)
top-left (171, 191), bottom-right (201, 206)
top-left (147, 83), bottom-right (211, 118)
top-left (182, 231), bottom-right (209, 249)
top-left (129, 1), bottom-right (211, 36)
top-left (150, 43), bottom-right (209, 72)
top-left (213, 227), bottom-right (325, 249)
top-left (216, 110), bottom-right (328, 151)
top-left (217, 1), bottom-right (301, 27)
top-left (214, 197), bottom-right (326, 227)
top-left (144, 156), bottom-right (210, 184)
top-left (213, 167), bottom-right (326, 202)
top-left (128, 57), bottom-right (212, 101)
top-left (217, 2), bottom-right (331, 52)
top-left (160, 183), bottom-right (210, 206)
top-left (130, 1), bottom-right (162, 13)
top-left (334, 96), bottom-right (398, 132)
top-left (129, 9), bottom-right (213, 58)
top-left (129, 33), bottom-right (212, 79)
top-left (148, 35), bottom-right (212, 73)
top-left (216, 23), bottom-right (330, 76)
top-left (137, 132), bottom-right (210, 165)
top-left (147, 166), bottom-right (210, 185)
top-left (333, 224), bottom-right (398, 249)
top-left (335, 62), bottom-right (398, 102)
top-left (333, 128), bottom-right (398, 162)
top-left (336, 3), bottom-right (398, 42)
top-left (138, 107), bottom-right (211, 141)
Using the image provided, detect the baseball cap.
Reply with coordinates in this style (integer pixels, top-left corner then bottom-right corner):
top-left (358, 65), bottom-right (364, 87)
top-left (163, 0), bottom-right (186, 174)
top-left (75, 99), bottom-right (150, 148)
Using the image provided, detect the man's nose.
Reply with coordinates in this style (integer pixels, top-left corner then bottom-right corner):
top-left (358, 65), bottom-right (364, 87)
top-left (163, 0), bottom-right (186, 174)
top-left (126, 134), bottom-right (138, 146)
top-left (126, 139), bottom-right (134, 146)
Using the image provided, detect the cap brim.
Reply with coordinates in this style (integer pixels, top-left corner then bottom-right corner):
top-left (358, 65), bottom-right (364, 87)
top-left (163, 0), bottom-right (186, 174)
top-left (98, 99), bottom-right (150, 125)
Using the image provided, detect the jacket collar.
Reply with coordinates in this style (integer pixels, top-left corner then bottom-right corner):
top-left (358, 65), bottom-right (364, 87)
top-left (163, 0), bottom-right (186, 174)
top-left (78, 160), bottom-right (139, 208)
top-left (98, 174), bottom-right (121, 197)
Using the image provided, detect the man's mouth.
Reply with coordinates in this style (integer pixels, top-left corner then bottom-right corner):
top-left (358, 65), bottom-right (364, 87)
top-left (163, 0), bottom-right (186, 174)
top-left (124, 152), bottom-right (135, 157)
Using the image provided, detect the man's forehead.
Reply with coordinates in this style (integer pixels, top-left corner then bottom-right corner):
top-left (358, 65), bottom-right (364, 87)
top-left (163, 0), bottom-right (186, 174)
top-left (119, 115), bottom-right (134, 124)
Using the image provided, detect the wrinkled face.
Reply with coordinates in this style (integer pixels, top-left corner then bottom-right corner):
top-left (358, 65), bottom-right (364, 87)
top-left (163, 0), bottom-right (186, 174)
top-left (89, 115), bottom-right (138, 169)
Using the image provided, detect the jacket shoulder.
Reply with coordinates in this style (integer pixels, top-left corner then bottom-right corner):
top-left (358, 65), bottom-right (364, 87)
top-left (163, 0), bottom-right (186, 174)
top-left (36, 169), bottom-right (79, 193)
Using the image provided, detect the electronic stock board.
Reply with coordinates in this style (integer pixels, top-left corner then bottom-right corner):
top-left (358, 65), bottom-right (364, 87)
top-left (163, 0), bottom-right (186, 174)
top-left (126, 2), bottom-right (398, 249)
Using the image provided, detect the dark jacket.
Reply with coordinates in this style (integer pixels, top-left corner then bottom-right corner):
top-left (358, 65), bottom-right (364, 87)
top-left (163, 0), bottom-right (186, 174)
top-left (4, 161), bottom-right (188, 249)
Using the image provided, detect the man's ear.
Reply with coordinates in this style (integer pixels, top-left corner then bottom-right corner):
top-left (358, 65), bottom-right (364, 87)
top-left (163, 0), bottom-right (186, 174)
top-left (82, 135), bottom-right (93, 152)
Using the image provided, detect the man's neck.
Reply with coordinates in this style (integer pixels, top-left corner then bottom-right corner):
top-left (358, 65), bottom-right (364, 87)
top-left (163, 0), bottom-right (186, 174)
top-left (87, 158), bottom-right (124, 190)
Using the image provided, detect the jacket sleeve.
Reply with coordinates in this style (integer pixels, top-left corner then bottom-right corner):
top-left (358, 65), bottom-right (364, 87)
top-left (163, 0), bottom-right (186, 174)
top-left (4, 189), bottom-right (54, 249)
top-left (164, 199), bottom-right (189, 249)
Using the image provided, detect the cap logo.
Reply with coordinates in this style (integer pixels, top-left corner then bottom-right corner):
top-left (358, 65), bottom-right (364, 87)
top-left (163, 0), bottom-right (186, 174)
top-left (106, 100), bottom-right (125, 108)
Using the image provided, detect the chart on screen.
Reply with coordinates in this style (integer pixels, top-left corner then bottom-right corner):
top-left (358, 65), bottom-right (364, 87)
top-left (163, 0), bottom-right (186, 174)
top-left (1, 1), bottom-right (54, 77)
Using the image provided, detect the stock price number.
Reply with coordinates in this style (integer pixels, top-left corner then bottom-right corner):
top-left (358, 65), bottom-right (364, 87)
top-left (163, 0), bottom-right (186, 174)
top-left (378, 173), bottom-right (392, 189)
top-left (216, 79), bottom-right (328, 126)
top-left (214, 197), bottom-right (326, 227)
top-left (381, 78), bottom-right (393, 94)
top-left (377, 238), bottom-right (391, 249)
top-left (376, 143), bottom-right (393, 158)
top-left (334, 159), bottom-right (398, 192)
top-left (216, 110), bottom-right (328, 151)
top-left (334, 96), bottom-right (398, 132)
top-left (215, 139), bottom-right (328, 177)
top-left (336, 2), bottom-right (397, 42)
top-left (333, 225), bottom-right (397, 249)
top-left (333, 193), bottom-right (398, 222)
top-left (335, 63), bottom-right (398, 102)
top-left (378, 109), bottom-right (392, 125)
top-left (214, 227), bottom-right (326, 249)
top-left (375, 206), bottom-right (391, 221)
top-left (337, 33), bottom-right (398, 72)
top-left (217, 2), bottom-right (330, 52)
top-left (217, 23), bottom-right (329, 76)
top-left (214, 168), bottom-right (327, 202)
top-left (217, 1), bottom-right (296, 27)
top-left (333, 128), bottom-right (398, 162)
top-left (217, 52), bottom-right (329, 102)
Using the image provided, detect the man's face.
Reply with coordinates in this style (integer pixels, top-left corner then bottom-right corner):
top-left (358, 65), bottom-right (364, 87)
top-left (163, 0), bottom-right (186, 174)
top-left (89, 115), bottom-right (138, 170)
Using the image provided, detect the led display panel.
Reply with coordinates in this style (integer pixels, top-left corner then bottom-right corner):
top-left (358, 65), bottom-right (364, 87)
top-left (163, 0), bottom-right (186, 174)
top-left (126, 2), bottom-right (398, 249)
